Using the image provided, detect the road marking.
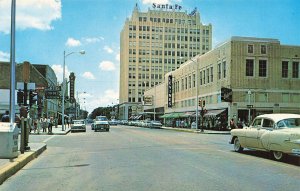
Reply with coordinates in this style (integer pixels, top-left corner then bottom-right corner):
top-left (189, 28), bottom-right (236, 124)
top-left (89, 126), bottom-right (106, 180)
top-left (43, 135), bottom-right (56, 143)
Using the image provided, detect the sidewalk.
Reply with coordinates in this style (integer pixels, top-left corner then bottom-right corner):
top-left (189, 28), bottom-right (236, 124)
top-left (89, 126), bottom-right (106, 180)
top-left (0, 125), bottom-right (70, 184)
top-left (161, 126), bottom-right (231, 135)
top-left (0, 142), bottom-right (46, 184)
top-left (29, 125), bottom-right (71, 135)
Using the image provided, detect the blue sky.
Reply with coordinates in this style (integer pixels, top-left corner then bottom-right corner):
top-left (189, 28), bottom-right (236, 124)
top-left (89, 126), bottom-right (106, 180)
top-left (0, 0), bottom-right (300, 113)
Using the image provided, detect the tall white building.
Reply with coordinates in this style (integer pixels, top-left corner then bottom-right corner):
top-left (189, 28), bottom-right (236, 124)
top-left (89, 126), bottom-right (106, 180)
top-left (119, 4), bottom-right (212, 119)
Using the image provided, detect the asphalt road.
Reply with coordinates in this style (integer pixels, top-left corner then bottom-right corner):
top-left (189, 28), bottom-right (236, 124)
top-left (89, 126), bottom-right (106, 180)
top-left (1, 125), bottom-right (299, 191)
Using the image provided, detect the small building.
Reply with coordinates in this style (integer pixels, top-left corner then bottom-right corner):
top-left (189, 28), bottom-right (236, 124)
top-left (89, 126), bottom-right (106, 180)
top-left (145, 37), bottom-right (300, 129)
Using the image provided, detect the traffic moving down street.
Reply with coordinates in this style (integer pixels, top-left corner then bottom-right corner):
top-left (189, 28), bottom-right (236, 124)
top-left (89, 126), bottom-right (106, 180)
top-left (1, 124), bottom-right (299, 191)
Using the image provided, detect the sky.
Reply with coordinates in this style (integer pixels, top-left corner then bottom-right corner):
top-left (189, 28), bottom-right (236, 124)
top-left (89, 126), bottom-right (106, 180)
top-left (0, 0), bottom-right (300, 113)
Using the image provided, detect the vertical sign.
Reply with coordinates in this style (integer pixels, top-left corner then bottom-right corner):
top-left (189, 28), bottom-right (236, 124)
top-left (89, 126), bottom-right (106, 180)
top-left (168, 75), bottom-right (172, 108)
top-left (69, 72), bottom-right (75, 103)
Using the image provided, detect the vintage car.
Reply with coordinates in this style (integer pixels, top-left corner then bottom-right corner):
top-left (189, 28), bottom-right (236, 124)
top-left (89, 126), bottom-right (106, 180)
top-left (230, 114), bottom-right (300, 161)
top-left (230, 114), bottom-right (300, 160)
top-left (71, 120), bottom-right (86, 132)
top-left (148, 120), bottom-right (163, 129)
top-left (93, 120), bottom-right (110, 132)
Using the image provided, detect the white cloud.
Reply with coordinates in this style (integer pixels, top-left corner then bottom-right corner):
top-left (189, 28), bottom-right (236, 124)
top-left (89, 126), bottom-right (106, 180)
top-left (0, 51), bottom-right (10, 61)
top-left (65, 38), bottom-right (81, 47)
top-left (81, 72), bottom-right (95, 80)
top-left (115, 53), bottom-right (120, 62)
top-left (51, 64), bottom-right (70, 83)
top-left (83, 37), bottom-right (104, 44)
top-left (99, 61), bottom-right (116, 71)
top-left (85, 89), bottom-right (118, 111)
top-left (0, 0), bottom-right (61, 34)
top-left (104, 46), bottom-right (113, 54)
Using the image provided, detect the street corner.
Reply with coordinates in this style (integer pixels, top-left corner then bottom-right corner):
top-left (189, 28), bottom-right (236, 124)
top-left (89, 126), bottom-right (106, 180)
top-left (0, 142), bottom-right (47, 185)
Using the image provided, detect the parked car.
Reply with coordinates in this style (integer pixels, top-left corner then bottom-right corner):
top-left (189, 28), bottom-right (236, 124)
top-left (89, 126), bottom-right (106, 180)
top-left (149, 120), bottom-right (163, 129)
top-left (71, 120), bottom-right (86, 132)
top-left (109, 119), bottom-right (118, 126)
top-left (229, 113), bottom-right (300, 161)
top-left (93, 120), bottom-right (110, 132)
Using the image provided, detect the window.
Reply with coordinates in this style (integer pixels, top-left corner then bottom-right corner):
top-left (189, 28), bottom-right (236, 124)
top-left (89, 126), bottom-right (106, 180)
top-left (282, 61), bottom-right (288, 78)
top-left (210, 67), bottom-right (213, 82)
top-left (200, 71), bottom-right (202, 85)
top-left (222, 61), bottom-right (226, 78)
top-left (259, 60), bottom-right (267, 77)
top-left (262, 119), bottom-right (274, 128)
top-left (217, 63), bottom-right (221, 79)
top-left (193, 74), bottom-right (196, 87)
top-left (261, 45), bottom-right (266, 54)
top-left (248, 44), bottom-right (254, 53)
top-left (292, 62), bottom-right (299, 78)
top-left (246, 59), bottom-right (254, 76)
top-left (203, 70), bottom-right (206, 84)
top-left (207, 68), bottom-right (210, 83)
top-left (252, 118), bottom-right (262, 128)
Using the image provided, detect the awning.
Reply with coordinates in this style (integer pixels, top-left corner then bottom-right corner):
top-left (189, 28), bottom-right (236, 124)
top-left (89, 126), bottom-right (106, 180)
top-left (204, 109), bottom-right (226, 118)
top-left (160, 113), bottom-right (173, 118)
top-left (135, 115), bottom-right (142, 120)
top-left (183, 112), bottom-right (195, 117)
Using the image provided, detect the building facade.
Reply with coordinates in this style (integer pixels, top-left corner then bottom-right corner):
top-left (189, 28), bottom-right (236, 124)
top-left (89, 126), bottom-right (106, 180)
top-left (119, 4), bottom-right (212, 119)
top-left (0, 61), bottom-right (58, 119)
top-left (146, 37), bottom-right (300, 128)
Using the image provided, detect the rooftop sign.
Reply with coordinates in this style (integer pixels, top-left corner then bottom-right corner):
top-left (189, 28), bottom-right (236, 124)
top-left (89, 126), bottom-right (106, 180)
top-left (152, 3), bottom-right (182, 11)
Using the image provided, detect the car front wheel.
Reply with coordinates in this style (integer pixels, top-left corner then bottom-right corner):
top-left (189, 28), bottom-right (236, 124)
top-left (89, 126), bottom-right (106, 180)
top-left (233, 137), bottom-right (244, 152)
top-left (272, 151), bottom-right (285, 161)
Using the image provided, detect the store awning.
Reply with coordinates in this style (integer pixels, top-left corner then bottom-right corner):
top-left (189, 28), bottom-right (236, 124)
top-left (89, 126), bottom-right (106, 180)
top-left (204, 109), bottom-right (226, 118)
top-left (183, 112), bottom-right (195, 117)
top-left (160, 113), bottom-right (173, 118)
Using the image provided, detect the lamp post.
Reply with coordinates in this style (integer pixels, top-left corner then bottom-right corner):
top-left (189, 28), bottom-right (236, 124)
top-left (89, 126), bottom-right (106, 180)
top-left (9, 0), bottom-right (16, 125)
top-left (62, 50), bottom-right (85, 131)
top-left (190, 58), bottom-right (199, 131)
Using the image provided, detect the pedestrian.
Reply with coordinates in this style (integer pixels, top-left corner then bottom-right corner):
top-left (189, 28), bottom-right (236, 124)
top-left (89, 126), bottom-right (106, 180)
top-left (48, 117), bottom-right (53, 134)
top-left (230, 118), bottom-right (237, 129)
top-left (40, 116), bottom-right (47, 133)
top-left (1, 110), bottom-right (9, 122)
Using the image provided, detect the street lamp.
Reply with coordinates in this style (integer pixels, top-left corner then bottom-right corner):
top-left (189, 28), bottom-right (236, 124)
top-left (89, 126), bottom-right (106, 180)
top-left (190, 57), bottom-right (200, 131)
top-left (62, 50), bottom-right (85, 131)
top-left (180, 57), bottom-right (200, 131)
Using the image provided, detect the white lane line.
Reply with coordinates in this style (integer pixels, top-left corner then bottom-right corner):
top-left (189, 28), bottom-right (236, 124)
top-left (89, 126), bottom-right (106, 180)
top-left (43, 135), bottom-right (56, 143)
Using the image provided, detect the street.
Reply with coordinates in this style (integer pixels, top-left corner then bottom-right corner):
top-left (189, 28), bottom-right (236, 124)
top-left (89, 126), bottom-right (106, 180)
top-left (1, 125), bottom-right (299, 191)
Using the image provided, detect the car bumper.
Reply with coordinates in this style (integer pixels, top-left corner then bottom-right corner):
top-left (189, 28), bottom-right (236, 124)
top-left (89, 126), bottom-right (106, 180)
top-left (291, 149), bottom-right (300, 155)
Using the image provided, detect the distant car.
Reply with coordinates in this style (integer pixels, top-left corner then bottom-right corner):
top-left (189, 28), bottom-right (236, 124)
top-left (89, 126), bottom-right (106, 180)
top-left (230, 113), bottom-right (300, 161)
top-left (109, 119), bottom-right (118, 126)
top-left (71, 120), bottom-right (86, 132)
top-left (93, 120), bottom-right (110, 132)
top-left (149, 120), bottom-right (163, 129)
top-left (92, 116), bottom-right (109, 130)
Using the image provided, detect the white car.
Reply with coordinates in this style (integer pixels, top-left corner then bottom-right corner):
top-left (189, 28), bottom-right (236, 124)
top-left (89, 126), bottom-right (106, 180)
top-left (71, 120), bottom-right (86, 132)
top-left (230, 113), bottom-right (300, 161)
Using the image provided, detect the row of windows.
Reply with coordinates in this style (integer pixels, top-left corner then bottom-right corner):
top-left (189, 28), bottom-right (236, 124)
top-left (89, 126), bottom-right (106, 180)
top-left (246, 59), bottom-right (299, 78)
top-left (173, 92), bottom-right (300, 109)
top-left (173, 62), bottom-right (227, 93)
top-left (129, 25), bottom-right (209, 35)
top-left (129, 33), bottom-right (204, 43)
top-left (139, 17), bottom-right (197, 25)
top-left (282, 61), bottom-right (299, 78)
top-left (247, 44), bottom-right (267, 54)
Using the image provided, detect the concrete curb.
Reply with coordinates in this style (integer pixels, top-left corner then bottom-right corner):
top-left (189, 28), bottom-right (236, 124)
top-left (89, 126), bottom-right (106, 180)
top-left (0, 143), bottom-right (47, 185)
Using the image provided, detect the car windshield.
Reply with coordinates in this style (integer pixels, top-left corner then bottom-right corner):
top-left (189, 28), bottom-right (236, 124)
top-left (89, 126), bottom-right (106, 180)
top-left (277, 118), bottom-right (300, 128)
top-left (74, 121), bottom-right (84, 124)
top-left (96, 116), bottom-right (108, 121)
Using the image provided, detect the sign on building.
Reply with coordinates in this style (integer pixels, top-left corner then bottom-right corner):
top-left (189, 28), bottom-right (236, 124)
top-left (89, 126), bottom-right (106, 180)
top-left (69, 72), bottom-right (75, 103)
top-left (168, 75), bottom-right (172, 108)
top-left (143, 96), bottom-right (153, 106)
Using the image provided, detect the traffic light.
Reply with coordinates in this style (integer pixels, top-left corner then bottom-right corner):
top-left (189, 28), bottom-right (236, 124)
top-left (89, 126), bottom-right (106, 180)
top-left (202, 100), bottom-right (206, 107)
top-left (198, 99), bottom-right (202, 107)
top-left (221, 87), bottom-right (233, 102)
top-left (29, 90), bottom-right (38, 107)
top-left (17, 90), bottom-right (24, 106)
